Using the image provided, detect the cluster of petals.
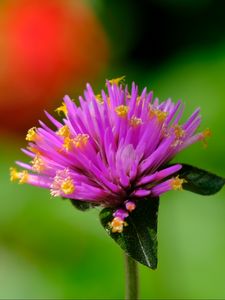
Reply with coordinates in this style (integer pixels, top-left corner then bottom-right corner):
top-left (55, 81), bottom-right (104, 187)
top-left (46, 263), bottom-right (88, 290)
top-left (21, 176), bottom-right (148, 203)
top-left (11, 78), bottom-right (210, 232)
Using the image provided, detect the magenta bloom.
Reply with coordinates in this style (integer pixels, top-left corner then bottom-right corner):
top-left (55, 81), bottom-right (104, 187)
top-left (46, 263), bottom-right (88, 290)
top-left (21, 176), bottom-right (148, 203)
top-left (11, 78), bottom-right (210, 233)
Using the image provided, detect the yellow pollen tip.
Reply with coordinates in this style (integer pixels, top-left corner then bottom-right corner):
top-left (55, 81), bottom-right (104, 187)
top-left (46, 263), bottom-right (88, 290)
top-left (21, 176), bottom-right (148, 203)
top-left (57, 125), bottom-right (70, 138)
top-left (31, 155), bottom-right (45, 173)
top-left (73, 133), bottom-right (89, 148)
top-left (10, 167), bottom-right (29, 184)
top-left (202, 128), bottom-right (212, 138)
top-left (171, 176), bottom-right (186, 191)
top-left (108, 76), bottom-right (126, 86)
top-left (63, 137), bottom-right (75, 151)
top-left (95, 94), bottom-right (104, 104)
top-left (19, 170), bottom-right (29, 184)
top-left (115, 105), bottom-right (129, 117)
top-left (173, 125), bottom-right (186, 139)
top-left (109, 217), bottom-right (126, 233)
top-left (63, 134), bottom-right (89, 151)
top-left (201, 128), bottom-right (212, 148)
top-left (55, 102), bottom-right (67, 115)
top-left (60, 178), bottom-right (75, 195)
top-left (26, 127), bottom-right (37, 142)
top-left (130, 116), bottom-right (142, 127)
top-left (10, 167), bottom-right (20, 182)
top-left (149, 108), bottom-right (168, 122)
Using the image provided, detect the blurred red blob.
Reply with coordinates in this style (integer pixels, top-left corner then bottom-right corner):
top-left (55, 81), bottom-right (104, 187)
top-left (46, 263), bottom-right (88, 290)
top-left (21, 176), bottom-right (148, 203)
top-left (0, 0), bottom-right (109, 134)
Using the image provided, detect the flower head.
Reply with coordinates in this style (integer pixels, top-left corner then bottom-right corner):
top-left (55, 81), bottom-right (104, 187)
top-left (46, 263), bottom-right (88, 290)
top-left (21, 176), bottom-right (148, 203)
top-left (11, 78), bottom-right (209, 232)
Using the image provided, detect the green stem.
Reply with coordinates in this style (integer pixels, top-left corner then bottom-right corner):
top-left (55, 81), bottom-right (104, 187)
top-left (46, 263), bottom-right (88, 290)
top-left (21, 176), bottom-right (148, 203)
top-left (125, 254), bottom-right (139, 300)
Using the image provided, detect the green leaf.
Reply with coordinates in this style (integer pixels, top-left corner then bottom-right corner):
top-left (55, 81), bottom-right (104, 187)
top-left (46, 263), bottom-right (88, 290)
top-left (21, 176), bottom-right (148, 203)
top-left (70, 199), bottom-right (94, 211)
top-left (99, 198), bottom-right (159, 269)
top-left (177, 164), bottom-right (225, 195)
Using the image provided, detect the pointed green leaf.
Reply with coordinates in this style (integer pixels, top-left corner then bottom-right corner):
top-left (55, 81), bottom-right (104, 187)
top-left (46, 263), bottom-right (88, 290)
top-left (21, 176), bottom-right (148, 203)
top-left (99, 198), bottom-right (159, 269)
top-left (176, 164), bottom-right (225, 195)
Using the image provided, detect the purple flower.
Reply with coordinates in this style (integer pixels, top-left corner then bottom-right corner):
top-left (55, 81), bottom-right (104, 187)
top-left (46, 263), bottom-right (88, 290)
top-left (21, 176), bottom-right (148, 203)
top-left (10, 77), bottom-right (210, 233)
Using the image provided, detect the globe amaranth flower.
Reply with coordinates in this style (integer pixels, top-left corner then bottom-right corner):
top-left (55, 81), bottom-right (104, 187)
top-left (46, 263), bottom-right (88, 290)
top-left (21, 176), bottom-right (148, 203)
top-left (10, 77), bottom-right (211, 233)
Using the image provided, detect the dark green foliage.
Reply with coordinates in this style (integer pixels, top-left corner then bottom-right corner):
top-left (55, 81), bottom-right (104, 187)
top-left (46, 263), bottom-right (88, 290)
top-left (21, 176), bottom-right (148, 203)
top-left (100, 198), bottom-right (159, 269)
top-left (70, 199), bottom-right (95, 211)
top-left (176, 164), bottom-right (225, 195)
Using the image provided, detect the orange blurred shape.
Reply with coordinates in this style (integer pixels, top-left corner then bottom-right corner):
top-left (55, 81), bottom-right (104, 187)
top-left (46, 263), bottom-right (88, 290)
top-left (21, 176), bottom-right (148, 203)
top-left (0, 0), bottom-right (109, 134)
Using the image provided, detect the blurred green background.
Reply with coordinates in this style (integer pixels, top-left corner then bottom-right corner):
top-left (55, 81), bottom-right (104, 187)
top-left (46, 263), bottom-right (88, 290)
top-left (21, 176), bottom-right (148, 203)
top-left (1, 0), bottom-right (225, 298)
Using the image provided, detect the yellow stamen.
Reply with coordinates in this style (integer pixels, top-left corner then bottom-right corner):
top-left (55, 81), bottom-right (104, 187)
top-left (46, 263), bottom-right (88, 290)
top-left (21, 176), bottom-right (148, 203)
top-left (202, 128), bottom-right (212, 138)
top-left (173, 124), bottom-right (185, 139)
top-left (149, 107), bottom-right (168, 122)
top-left (109, 217), bottom-right (126, 233)
top-left (60, 177), bottom-right (75, 195)
top-left (10, 167), bottom-right (29, 184)
top-left (73, 133), bottom-right (89, 148)
top-left (57, 125), bottom-right (70, 138)
top-left (95, 94), bottom-right (104, 104)
top-left (63, 134), bottom-right (89, 151)
top-left (55, 102), bottom-right (67, 115)
top-left (63, 137), bottom-right (75, 151)
top-left (10, 167), bottom-right (20, 182)
top-left (19, 170), bottom-right (29, 184)
top-left (171, 176), bottom-right (186, 191)
top-left (201, 128), bottom-right (212, 148)
top-left (115, 105), bottom-right (129, 117)
top-left (170, 125), bottom-right (186, 148)
top-left (108, 76), bottom-right (126, 86)
top-left (26, 127), bottom-right (37, 142)
top-left (130, 116), bottom-right (143, 127)
top-left (31, 155), bottom-right (45, 173)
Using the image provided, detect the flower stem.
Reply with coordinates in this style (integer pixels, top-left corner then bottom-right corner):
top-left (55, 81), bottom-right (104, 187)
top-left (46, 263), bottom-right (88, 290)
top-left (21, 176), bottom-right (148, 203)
top-left (125, 254), bottom-right (139, 300)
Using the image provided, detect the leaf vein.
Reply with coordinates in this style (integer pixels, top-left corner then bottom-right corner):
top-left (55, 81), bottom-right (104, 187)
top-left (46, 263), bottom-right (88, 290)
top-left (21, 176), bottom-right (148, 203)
top-left (129, 217), bottom-right (151, 267)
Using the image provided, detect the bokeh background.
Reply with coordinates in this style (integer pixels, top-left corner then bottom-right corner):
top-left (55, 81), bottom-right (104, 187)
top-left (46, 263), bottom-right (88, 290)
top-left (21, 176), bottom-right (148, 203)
top-left (1, 0), bottom-right (225, 298)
